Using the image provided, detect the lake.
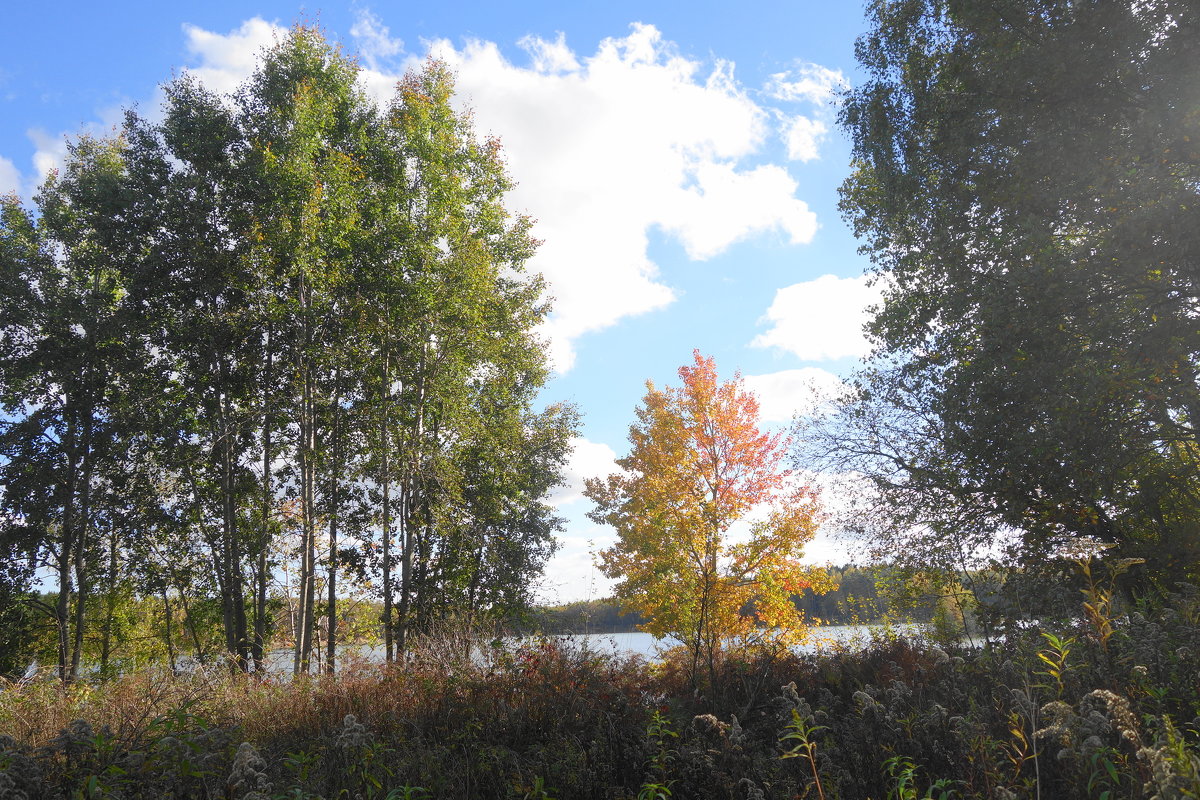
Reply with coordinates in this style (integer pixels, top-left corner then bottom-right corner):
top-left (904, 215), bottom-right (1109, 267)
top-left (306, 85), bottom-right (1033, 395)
top-left (537, 624), bottom-right (928, 659)
top-left (269, 623), bottom-right (929, 674)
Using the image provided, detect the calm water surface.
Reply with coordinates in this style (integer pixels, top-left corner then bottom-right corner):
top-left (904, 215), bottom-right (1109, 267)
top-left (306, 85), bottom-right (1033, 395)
top-left (269, 623), bottom-right (929, 674)
top-left (549, 624), bottom-right (928, 659)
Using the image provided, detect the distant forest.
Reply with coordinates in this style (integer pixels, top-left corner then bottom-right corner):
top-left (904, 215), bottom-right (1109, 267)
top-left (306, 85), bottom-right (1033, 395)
top-left (524, 565), bottom-right (944, 635)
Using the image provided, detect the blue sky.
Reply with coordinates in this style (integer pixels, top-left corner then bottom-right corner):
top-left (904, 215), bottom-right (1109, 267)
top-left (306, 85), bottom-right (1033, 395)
top-left (1, 2), bottom-right (878, 602)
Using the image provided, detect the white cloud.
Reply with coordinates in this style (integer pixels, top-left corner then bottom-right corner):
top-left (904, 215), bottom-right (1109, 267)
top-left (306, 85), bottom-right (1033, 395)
top-left (518, 31), bottom-right (579, 74)
top-left (164, 19), bottom-right (833, 372)
top-left (3, 19), bottom-right (276, 201)
top-left (28, 128), bottom-right (68, 184)
top-left (798, 527), bottom-right (855, 566)
top-left (766, 63), bottom-right (846, 165)
top-left (766, 63), bottom-right (846, 104)
top-left (659, 161), bottom-right (816, 259)
top-left (794, 468), bottom-right (875, 566)
top-left (25, 100), bottom-right (128, 190)
top-left (182, 17), bottom-right (284, 96)
top-left (0, 156), bottom-right (20, 196)
top-left (743, 367), bottom-right (846, 423)
top-left (549, 436), bottom-right (620, 507)
top-left (536, 521), bottom-right (617, 604)
top-left (419, 24), bottom-right (821, 370)
top-left (782, 116), bottom-right (827, 163)
top-left (752, 273), bottom-right (882, 361)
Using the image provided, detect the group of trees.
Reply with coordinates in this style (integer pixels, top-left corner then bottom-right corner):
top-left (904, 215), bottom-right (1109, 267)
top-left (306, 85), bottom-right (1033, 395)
top-left (816, 0), bottom-right (1200, 596)
top-left (0, 27), bottom-right (575, 680)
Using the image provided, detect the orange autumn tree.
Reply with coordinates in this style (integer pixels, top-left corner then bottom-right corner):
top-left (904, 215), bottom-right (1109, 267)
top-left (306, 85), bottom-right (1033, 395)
top-left (585, 351), bottom-right (831, 686)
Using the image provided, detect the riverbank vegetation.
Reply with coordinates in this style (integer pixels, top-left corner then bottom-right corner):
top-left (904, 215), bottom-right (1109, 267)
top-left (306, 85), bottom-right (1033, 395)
top-left (1, 568), bottom-right (1198, 799)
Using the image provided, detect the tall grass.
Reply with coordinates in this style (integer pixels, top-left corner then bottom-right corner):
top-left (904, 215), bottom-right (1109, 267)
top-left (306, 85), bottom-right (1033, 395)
top-left (1, 585), bottom-right (1198, 799)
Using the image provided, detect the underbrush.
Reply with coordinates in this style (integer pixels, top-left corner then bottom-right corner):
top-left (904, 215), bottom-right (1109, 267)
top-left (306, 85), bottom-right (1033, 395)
top-left (1, 589), bottom-right (1198, 799)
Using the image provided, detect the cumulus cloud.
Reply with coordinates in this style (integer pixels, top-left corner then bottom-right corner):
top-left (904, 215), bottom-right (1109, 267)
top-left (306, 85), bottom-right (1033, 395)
top-left (28, 128), bottom-right (69, 184)
top-left (783, 116), bottom-right (828, 163)
top-left (350, 9), bottom-right (404, 70)
top-left (766, 62), bottom-right (846, 104)
top-left (743, 367), bottom-right (846, 423)
top-left (0, 20), bottom-right (277, 200)
top-left (24, 99), bottom-right (128, 189)
top-left (752, 273), bottom-right (882, 361)
top-left (658, 161), bottom-right (816, 259)
top-left (539, 435), bottom-right (623, 602)
top-left (518, 31), bottom-right (579, 74)
top-left (158, 18), bottom-right (832, 372)
top-left (795, 468), bottom-right (880, 565)
top-left (549, 436), bottom-right (620, 507)
top-left (535, 522), bottom-right (616, 603)
top-left (418, 24), bottom-right (820, 370)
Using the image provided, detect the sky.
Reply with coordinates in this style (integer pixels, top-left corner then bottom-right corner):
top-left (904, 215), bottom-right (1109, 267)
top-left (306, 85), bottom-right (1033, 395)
top-left (0, 1), bottom-right (880, 603)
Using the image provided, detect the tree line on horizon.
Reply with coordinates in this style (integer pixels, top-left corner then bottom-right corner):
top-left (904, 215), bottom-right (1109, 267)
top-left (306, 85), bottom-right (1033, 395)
top-left (524, 564), bottom-right (955, 636)
top-left (0, 27), bottom-right (577, 681)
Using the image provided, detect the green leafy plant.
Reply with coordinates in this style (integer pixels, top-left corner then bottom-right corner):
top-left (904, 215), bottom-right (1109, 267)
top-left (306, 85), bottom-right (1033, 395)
top-left (276, 750), bottom-right (322, 800)
top-left (521, 775), bottom-right (556, 800)
top-left (780, 707), bottom-right (828, 800)
top-left (636, 782), bottom-right (673, 800)
top-left (883, 755), bottom-right (959, 800)
top-left (1085, 746), bottom-right (1126, 800)
top-left (344, 739), bottom-right (393, 799)
top-left (1034, 632), bottom-right (1074, 699)
top-left (1077, 557), bottom-right (1144, 654)
top-left (383, 788), bottom-right (430, 800)
top-left (638, 711), bottom-right (678, 800)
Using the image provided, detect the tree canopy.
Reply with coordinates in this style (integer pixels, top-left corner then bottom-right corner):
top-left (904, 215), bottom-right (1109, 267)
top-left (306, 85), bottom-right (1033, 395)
top-left (0, 26), bottom-right (575, 679)
top-left (834, 0), bottom-right (1200, 588)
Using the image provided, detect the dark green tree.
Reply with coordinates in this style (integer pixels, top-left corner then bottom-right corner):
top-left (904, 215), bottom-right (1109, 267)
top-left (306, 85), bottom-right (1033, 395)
top-left (1, 26), bottom-right (576, 678)
top-left (838, 0), bottom-right (1200, 586)
top-left (0, 137), bottom-right (149, 681)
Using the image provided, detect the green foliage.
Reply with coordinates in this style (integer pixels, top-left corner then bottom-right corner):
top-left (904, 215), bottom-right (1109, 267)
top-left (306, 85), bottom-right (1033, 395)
top-left (780, 707), bottom-right (828, 800)
top-left (1034, 632), bottom-right (1074, 700)
top-left (883, 756), bottom-right (958, 800)
top-left (638, 712), bottom-right (678, 800)
top-left (0, 25), bottom-right (576, 679)
top-left (828, 0), bottom-right (1200, 610)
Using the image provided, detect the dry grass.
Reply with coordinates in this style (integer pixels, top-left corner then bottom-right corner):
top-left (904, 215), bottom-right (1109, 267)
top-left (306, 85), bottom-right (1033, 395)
top-left (1, 600), bottom-right (1198, 799)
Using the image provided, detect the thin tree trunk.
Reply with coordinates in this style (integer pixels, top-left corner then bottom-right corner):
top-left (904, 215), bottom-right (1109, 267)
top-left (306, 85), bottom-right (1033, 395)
top-left (162, 589), bottom-right (178, 674)
top-left (397, 483), bottom-right (413, 657)
top-left (54, 409), bottom-right (79, 683)
top-left (381, 348), bottom-right (394, 663)
top-left (326, 380), bottom-right (342, 675)
top-left (70, 402), bottom-right (96, 682)
top-left (99, 527), bottom-right (119, 676)
top-left (397, 364), bottom-right (428, 657)
top-left (254, 332), bottom-right (273, 673)
top-left (178, 583), bottom-right (206, 665)
top-left (295, 284), bottom-right (317, 675)
top-left (214, 367), bottom-right (239, 672)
